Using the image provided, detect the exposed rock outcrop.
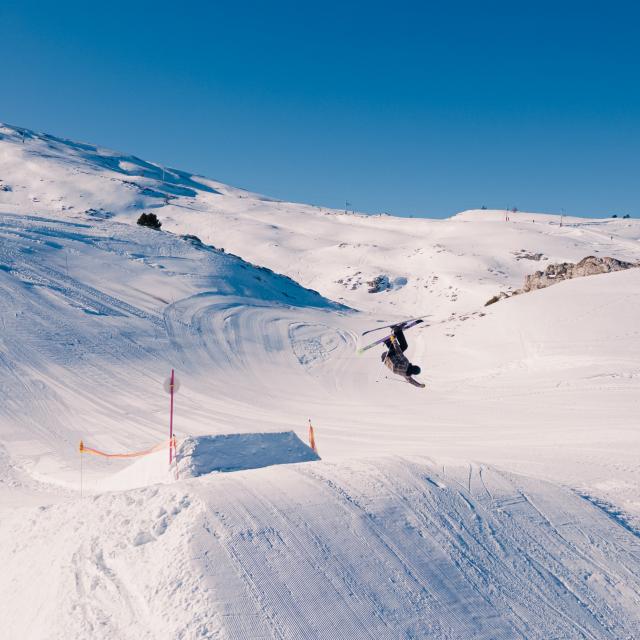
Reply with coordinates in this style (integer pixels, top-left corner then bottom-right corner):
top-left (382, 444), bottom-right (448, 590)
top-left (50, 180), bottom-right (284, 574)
top-left (512, 249), bottom-right (545, 261)
top-left (485, 256), bottom-right (638, 306)
top-left (522, 256), bottom-right (636, 292)
top-left (484, 291), bottom-right (511, 306)
top-left (367, 275), bottom-right (391, 293)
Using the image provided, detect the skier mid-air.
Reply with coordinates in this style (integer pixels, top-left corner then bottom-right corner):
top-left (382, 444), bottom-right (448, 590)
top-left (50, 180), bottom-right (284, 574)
top-left (381, 323), bottom-right (425, 388)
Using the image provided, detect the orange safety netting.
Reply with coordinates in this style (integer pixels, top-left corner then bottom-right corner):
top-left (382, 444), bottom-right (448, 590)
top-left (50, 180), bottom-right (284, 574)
top-left (78, 436), bottom-right (177, 459)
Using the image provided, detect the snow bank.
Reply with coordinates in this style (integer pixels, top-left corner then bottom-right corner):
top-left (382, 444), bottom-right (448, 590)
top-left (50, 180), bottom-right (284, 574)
top-left (98, 449), bottom-right (175, 492)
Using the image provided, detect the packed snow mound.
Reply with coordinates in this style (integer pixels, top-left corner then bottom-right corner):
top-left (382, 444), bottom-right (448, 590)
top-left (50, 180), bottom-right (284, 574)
top-left (98, 432), bottom-right (319, 492)
top-left (432, 267), bottom-right (640, 380)
top-left (2, 458), bottom-right (640, 640)
top-left (176, 431), bottom-right (319, 476)
top-left (98, 449), bottom-right (175, 492)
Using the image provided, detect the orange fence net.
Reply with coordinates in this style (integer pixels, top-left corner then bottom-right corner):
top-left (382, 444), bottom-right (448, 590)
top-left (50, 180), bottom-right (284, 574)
top-left (79, 436), bottom-right (177, 459)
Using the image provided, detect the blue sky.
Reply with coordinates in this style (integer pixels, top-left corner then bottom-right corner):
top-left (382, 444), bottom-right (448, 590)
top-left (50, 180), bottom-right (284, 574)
top-left (1, 1), bottom-right (638, 218)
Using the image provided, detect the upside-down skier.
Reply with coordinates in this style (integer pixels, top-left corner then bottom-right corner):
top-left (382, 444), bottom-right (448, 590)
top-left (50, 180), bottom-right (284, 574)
top-left (381, 323), bottom-right (425, 388)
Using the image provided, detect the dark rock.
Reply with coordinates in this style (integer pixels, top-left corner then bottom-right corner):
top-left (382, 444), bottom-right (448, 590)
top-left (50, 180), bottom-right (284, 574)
top-left (367, 275), bottom-right (391, 293)
top-left (181, 234), bottom-right (203, 246)
top-left (486, 256), bottom-right (638, 306)
top-left (485, 291), bottom-right (511, 306)
top-left (522, 256), bottom-right (636, 292)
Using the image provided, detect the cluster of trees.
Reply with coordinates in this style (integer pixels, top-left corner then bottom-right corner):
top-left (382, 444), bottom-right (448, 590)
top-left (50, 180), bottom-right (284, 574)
top-left (137, 212), bottom-right (162, 229)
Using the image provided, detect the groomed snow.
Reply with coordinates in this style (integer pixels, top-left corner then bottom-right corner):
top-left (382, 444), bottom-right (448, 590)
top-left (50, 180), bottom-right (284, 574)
top-left (1, 124), bottom-right (640, 638)
top-left (4, 459), bottom-right (640, 639)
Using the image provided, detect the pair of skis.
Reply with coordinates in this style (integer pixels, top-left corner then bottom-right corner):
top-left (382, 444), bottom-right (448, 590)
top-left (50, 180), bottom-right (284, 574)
top-left (357, 317), bottom-right (426, 354)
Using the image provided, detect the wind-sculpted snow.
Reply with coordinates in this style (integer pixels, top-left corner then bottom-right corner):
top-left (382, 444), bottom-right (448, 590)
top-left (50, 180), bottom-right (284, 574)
top-left (0, 124), bottom-right (221, 197)
top-left (2, 459), bottom-right (640, 639)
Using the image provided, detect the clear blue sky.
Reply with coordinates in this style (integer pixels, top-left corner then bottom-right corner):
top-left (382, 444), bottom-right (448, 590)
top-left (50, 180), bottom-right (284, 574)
top-left (1, 1), bottom-right (638, 218)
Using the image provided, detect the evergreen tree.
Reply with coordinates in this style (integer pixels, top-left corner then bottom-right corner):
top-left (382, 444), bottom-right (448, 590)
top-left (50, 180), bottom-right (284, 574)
top-left (137, 213), bottom-right (162, 230)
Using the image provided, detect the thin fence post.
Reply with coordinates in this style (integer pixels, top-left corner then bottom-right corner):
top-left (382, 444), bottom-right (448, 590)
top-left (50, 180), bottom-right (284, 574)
top-left (79, 440), bottom-right (84, 498)
top-left (169, 369), bottom-right (175, 465)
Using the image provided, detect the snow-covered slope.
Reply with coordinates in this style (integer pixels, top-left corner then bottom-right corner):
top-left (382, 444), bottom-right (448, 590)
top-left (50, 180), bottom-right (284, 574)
top-left (4, 458), bottom-right (640, 640)
top-left (0, 212), bottom-right (345, 494)
top-left (2, 122), bottom-right (639, 320)
top-left (1, 124), bottom-right (640, 639)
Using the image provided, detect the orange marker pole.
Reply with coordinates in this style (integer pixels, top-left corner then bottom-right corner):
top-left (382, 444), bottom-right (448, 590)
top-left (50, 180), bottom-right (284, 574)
top-left (79, 440), bottom-right (84, 497)
top-left (308, 419), bottom-right (318, 455)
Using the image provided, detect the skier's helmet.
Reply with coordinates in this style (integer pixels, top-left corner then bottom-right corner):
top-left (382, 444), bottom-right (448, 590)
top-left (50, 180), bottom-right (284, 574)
top-left (409, 364), bottom-right (421, 376)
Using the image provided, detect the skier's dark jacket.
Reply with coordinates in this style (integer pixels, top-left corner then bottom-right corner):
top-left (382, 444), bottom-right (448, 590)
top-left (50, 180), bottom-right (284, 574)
top-left (382, 329), bottom-right (423, 387)
top-left (383, 342), bottom-right (411, 377)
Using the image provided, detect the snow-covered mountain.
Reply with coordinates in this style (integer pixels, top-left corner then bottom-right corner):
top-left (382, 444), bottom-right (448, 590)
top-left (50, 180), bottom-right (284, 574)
top-left (1, 123), bottom-right (640, 639)
top-left (3, 122), bottom-right (639, 320)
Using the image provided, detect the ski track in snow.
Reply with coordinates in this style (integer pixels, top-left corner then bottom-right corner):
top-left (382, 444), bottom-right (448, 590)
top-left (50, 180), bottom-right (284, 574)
top-left (3, 460), bottom-right (640, 639)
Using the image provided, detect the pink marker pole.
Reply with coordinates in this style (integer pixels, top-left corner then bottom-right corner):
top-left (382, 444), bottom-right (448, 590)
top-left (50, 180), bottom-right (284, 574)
top-left (169, 369), bottom-right (175, 465)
